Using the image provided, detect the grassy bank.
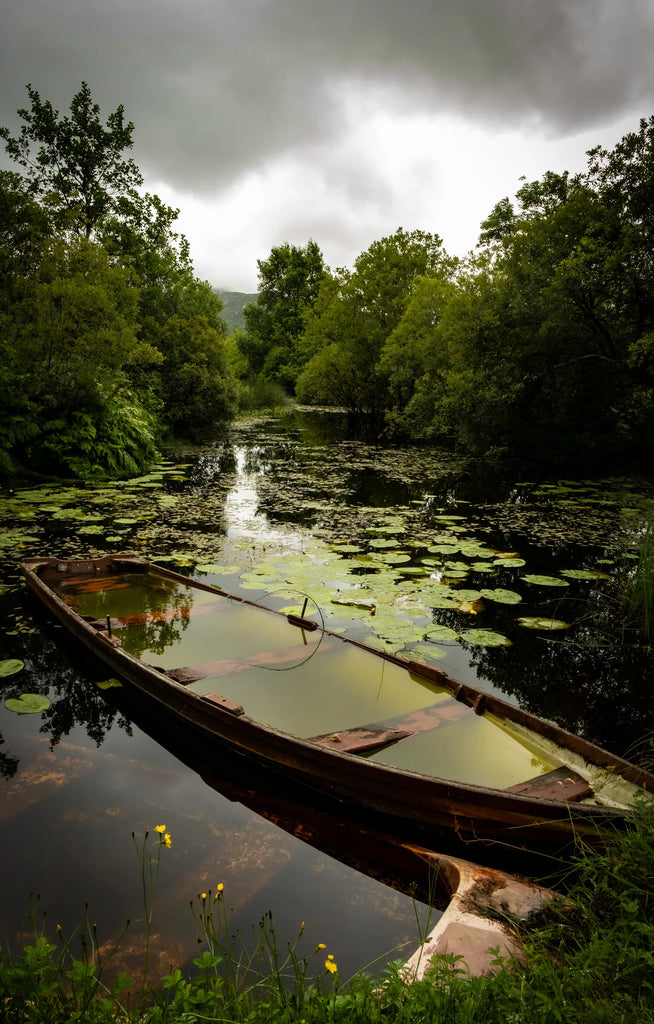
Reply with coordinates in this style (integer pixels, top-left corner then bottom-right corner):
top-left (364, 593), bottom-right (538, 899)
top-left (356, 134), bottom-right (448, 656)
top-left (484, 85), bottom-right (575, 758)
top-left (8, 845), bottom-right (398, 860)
top-left (2, 799), bottom-right (654, 1023)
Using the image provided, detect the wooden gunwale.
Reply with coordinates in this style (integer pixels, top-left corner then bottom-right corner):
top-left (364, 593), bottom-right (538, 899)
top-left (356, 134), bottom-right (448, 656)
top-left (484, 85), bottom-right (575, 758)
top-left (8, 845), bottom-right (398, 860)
top-left (20, 554), bottom-right (654, 854)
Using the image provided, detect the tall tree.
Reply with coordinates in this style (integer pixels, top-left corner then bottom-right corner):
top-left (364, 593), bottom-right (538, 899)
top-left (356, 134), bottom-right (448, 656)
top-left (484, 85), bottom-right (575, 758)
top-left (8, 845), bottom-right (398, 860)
top-left (0, 82), bottom-right (144, 239)
top-left (297, 228), bottom-right (454, 420)
top-left (239, 240), bottom-right (326, 389)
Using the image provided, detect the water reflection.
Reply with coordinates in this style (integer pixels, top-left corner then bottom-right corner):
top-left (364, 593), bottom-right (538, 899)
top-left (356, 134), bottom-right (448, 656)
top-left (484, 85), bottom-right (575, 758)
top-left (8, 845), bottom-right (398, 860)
top-left (2, 410), bottom-right (654, 977)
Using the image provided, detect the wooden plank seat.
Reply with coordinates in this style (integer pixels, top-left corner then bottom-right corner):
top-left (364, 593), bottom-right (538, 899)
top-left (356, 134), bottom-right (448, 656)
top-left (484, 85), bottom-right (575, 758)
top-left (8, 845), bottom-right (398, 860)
top-left (310, 698), bottom-right (471, 754)
top-left (153, 642), bottom-right (322, 684)
top-left (82, 604), bottom-right (214, 630)
top-left (310, 727), bottom-right (412, 754)
top-left (505, 765), bottom-right (593, 802)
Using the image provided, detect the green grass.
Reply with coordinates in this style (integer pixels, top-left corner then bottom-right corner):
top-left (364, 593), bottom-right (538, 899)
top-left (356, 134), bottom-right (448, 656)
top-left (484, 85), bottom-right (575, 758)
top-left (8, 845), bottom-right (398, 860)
top-left (2, 798), bottom-right (654, 1022)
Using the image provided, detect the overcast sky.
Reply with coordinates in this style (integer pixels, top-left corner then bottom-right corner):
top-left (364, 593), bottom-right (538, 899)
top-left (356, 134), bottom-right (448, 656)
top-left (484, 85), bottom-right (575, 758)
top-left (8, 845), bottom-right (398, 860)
top-left (2, 1), bottom-right (653, 292)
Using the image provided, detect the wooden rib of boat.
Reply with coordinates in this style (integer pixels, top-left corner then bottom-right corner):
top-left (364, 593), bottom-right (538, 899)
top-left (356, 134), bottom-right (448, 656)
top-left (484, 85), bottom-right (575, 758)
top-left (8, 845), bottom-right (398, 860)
top-left (20, 553), bottom-right (654, 858)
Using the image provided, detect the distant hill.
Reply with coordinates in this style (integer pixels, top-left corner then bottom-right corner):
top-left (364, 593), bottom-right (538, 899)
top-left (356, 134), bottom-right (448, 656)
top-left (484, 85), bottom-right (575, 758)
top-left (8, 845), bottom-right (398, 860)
top-left (217, 291), bottom-right (258, 331)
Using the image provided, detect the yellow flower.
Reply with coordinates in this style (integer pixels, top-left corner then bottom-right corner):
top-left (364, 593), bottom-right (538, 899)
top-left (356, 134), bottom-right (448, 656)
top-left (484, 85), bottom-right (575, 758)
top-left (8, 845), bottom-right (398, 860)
top-left (216, 883), bottom-right (224, 892)
top-left (154, 824), bottom-right (166, 834)
top-left (317, 942), bottom-right (326, 950)
top-left (325, 959), bottom-right (338, 974)
top-left (201, 892), bottom-right (207, 900)
top-left (163, 833), bottom-right (172, 847)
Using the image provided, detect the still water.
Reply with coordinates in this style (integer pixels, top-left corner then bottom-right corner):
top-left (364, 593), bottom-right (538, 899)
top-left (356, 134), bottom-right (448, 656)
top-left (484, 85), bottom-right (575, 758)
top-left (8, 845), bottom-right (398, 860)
top-left (1, 409), bottom-right (653, 979)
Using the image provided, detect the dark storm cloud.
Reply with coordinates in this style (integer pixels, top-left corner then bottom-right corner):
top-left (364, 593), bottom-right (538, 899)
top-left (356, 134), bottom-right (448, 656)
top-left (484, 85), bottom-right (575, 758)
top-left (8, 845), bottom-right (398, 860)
top-left (1, 0), bottom-right (652, 192)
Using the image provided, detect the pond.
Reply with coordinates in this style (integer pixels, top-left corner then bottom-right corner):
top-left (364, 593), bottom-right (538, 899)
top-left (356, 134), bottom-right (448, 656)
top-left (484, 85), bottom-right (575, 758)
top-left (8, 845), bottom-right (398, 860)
top-left (1, 408), bottom-right (654, 981)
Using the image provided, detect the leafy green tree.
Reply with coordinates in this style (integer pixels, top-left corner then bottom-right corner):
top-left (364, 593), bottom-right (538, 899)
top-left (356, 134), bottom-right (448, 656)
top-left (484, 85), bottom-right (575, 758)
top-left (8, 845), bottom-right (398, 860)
top-left (297, 228), bottom-right (454, 421)
top-left (0, 82), bottom-right (236, 477)
top-left (0, 82), bottom-right (142, 240)
top-left (0, 235), bottom-right (159, 477)
top-left (378, 275), bottom-right (457, 437)
top-left (240, 240), bottom-right (326, 389)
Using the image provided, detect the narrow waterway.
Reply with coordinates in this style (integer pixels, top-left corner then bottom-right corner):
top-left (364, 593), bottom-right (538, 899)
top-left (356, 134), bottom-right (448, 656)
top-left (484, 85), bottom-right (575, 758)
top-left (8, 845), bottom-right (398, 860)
top-left (1, 410), bottom-right (653, 980)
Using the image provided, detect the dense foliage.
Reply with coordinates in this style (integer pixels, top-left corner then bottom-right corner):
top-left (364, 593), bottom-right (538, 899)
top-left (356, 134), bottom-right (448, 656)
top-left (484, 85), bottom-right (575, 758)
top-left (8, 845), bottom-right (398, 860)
top-left (0, 83), bottom-right (236, 480)
top-left (237, 116), bottom-right (654, 466)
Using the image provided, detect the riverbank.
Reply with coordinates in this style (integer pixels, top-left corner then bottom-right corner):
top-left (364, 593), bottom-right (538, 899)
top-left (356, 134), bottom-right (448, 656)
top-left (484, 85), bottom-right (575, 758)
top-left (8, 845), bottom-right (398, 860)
top-left (2, 797), bottom-right (653, 1022)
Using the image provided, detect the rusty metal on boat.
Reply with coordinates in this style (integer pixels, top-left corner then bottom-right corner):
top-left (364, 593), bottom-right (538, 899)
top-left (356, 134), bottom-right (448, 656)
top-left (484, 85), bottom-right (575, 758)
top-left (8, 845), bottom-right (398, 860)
top-left (20, 554), bottom-right (654, 859)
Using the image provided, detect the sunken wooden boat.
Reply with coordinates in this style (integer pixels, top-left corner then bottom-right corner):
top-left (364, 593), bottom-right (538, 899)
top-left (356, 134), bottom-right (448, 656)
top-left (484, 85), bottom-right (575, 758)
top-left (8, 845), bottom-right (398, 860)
top-left (21, 554), bottom-right (654, 858)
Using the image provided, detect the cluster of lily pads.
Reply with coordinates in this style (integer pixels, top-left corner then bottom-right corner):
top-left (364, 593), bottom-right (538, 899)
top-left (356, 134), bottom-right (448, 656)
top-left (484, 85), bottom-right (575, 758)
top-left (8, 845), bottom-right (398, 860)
top-left (0, 658), bottom-right (50, 715)
top-left (0, 422), bottom-right (650, 694)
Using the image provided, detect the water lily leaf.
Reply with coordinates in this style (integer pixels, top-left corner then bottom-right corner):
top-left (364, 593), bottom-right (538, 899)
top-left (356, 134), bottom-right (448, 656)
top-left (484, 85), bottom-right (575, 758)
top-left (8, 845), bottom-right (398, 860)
top-left (0, 659), bottom-right (24, 677)
top-left (78, 525), bottom-right (104, 535)
top-left (560, 569), bottom-right (610, 580)
top-left (362, 635), bottom-right (406, 654)
top-left (522, 575), bottom-right (569, 587)
top-left (458, 629), bottom-right (512, 647)
top-left (407, 643), bottom-right (447, 662)
top-left (96, 678), bottom-right (124, 689)
top-left (518, 617), bottom-right (570, 630)
top-left (331, 597), bottom-right (376, 611)
top-left (493, 557), bottom-right (526, 567)
top-left (0, 531), bottom-right (40, 547)
top-left (368, 538), bottom-right (400, 549)
top-left (452, 589), bottom-right (483, 602)
top-left (479, 588), bottom-right (523, 604)
top-left (470, 562), bottom-right (496, 573)
top-left (456, 600), bottom-right (483, 614)
top-left (5, 693), bottom-right (51, 714)
top-left (423, 625), bottom-right (459, 642)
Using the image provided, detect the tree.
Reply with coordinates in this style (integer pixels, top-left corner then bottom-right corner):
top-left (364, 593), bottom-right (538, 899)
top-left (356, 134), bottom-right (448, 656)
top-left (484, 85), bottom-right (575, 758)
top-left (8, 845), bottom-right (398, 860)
top-left (0, 82), bottom-right (236, 477)
top-left (0, 82), bottom-right (143, 239)
top-left (297, 228), bottom-right (454, 421)
top-left (239, 240), bottom-right (326, 389)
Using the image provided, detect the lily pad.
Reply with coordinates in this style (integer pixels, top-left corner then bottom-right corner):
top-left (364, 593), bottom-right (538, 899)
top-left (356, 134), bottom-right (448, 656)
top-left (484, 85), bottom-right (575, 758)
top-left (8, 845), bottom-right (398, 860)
top-left (0, 659), bottom-right (24, 677)
top-left (96, 678), bottom-right (124, 689)
top-left (560, 569), bottom-right (610, 580)
top-left (407, 644), bottom-right (447, 662)
top-left (518, 617), bottom-right (570, 630)
top-left (458, 629), bottom-right (512, 647)
top-left (479, 588), bottom-right (523, 605)
top-left (423, 625), bottom-right (459, 643)
top-left (522, 575), bottom-right (570, 587)
top-left (5, 693), bottom-right (51, 714)
top-left (493, 557), bottom-right (527, 568)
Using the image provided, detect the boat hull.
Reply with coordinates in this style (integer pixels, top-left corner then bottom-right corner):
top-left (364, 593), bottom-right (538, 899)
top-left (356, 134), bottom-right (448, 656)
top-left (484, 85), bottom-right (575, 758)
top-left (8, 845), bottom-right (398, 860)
top-left (21, 555), bottom-right (654, 858)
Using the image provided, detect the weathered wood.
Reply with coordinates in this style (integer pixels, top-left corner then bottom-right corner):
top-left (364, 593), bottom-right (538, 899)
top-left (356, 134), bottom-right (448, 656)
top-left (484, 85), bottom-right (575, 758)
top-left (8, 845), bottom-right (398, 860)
top-left (505, 765), bottom-right (593, 802)
top-left (20, 553), bottom-right (654, 860)
top-left (201, 693), bottom-right (245, 716)
top-left (310, 727), bottom-right (412, 754)
top-left (162, 643), bottom-right (320, 683)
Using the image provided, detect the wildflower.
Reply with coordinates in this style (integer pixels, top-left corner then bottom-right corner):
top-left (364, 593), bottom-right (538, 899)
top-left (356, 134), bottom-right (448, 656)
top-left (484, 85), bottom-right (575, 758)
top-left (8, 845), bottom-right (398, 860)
top-left (325, 956), bottom-right (338, 974)
top-left (216, 883), bottom-right (224, 892)
top-left (201, 892), bottom-right (207, 900)
top-left (163, 833), bottom-right (172, 847)
top-left (317, 942), bottom-right (326, 950)
top-left (56, 924), bottom-right (62, 933)
top-left (154, 824), bottom-right (166, 834)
